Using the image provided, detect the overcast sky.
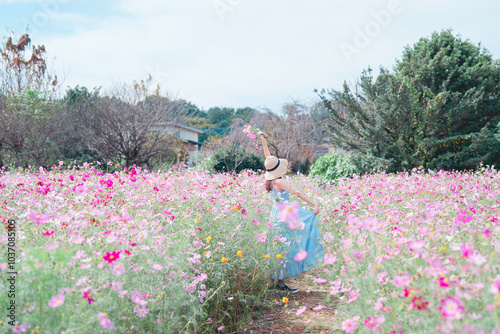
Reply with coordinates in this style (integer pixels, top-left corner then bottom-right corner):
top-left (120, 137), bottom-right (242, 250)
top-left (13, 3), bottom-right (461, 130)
top-left (1, 0), bottom-right (499, 112)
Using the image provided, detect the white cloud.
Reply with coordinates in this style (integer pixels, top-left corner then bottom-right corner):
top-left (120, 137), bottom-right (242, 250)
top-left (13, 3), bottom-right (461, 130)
top-left (38, 0), bottom-right (500, 111)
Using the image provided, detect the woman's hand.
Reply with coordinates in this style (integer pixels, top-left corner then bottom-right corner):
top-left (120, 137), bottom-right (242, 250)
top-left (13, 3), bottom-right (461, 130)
top-left (313, 202), bottom-right (320, 216)
top-left (261, 132), bottom-right (268, 140)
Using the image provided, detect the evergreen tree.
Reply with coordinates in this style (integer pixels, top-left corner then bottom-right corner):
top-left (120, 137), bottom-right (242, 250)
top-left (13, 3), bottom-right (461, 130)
top-left (318, 30), bottom-right (500, 172)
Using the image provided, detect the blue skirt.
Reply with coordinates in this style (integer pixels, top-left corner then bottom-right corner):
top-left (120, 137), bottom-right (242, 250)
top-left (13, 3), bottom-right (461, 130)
top-left (267, 204), bottom-right (324, 280)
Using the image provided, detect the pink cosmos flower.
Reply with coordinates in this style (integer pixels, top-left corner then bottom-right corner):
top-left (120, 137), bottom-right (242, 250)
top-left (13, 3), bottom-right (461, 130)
top-left (48, 294), bottom-right (65, 308)
top-left (131, 290), bottom-right (147, 305)
top-left (323, 253), bottom-right (336, 265)
top-left (312, 305), bottom-right (324, 311)
top-left (454, 209), bottom-right (472, 225)
top-left (393, 274), bottom-right (412, 287)
top-left (97, 313), bottom-right (114, 329)
top-left (363, 217), bottom-right (379, 231)
top-left (134, 305), bottom-right (149, 318)
top-left (352, 250), bottom-right (366, 261)
top-left (407, 240), bottom-right (425, 252)
top-left (374, 297), bottom-right (386, 310)
top-left (293, 250), bottom-right (308, 262)
top-left (276, 201), bottom-right (299, 226)
top-left (111, 262), bottom-right (125, 275)
top-left (74, 184), bottom-right (88, 193)
top-left (287, 220), bottom-right (303, 230)
top-left (346, 289), bottom-right (360, 303)
top-left (364, 315), bottom-right (385, 332)
top-left (255, 234), bottom-right (267, 244)
top-left (377, 272), bottom-right (389, 285)
top-left (28, 211), bottom-right (49, 225)
top-left (42, 230), bottom-right (55, 236)
top-left (152, 264), bottom-right (163, 271)
top-left (439, 296), bottom-right (465, 320)
top-left (12, 322), bottom-right (28, 333)
top-left (342, 318), bottom-right (357, 333)
top-left (490, 276), bottom-right (500, 294)
top-left (296, 306), bottom-right (307, 316)
top-left (461, 243), bottom-right (475, 258)
top-left (364, 317), bottom-right (375, 329)
top-left (0, 263), bottom-right (7, 272)
top-left (373, 315), bottom-right (385, 331)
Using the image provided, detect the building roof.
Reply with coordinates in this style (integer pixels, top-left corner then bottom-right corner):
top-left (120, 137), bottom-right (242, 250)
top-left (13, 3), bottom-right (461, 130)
top-left (166, 122), bottom-right (204, 134)
top-left (183, 139), bottom-right (203, 146)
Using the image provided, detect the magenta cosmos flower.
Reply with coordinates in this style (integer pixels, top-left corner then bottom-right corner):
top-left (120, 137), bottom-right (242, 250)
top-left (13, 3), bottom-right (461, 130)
top-left (103, 251), bottom-right (120, 264)
top-left (461, 243), bottom-right (475, 258)
top-left (48, 294), bottom-right (65, 308)
top-left (82, 291), bottom-right (95, 305)
top-left (27, 211), bottom-right (49, 225)
top-left (97, 313), bottom-right (114, 329)
top-left (439, 296), bottom-right (465, 320)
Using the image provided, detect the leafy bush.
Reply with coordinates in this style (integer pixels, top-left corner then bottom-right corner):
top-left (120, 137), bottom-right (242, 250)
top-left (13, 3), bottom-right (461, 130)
top-left (211, 145), bottom-right (264, 174)
top-left (309, 152), bottom-right (356, 182)
top-left (349, 153), bottom-right (392, 175)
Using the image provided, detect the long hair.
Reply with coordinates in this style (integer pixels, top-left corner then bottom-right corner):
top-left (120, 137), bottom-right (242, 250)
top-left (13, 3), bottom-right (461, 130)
top-left (265, 179), bottom-right (274, 192)
top-left (265, 176), bottom-right (281, 192)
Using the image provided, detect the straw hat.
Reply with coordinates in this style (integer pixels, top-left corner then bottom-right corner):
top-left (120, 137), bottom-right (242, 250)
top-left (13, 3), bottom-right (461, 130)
top-left (264, 155), bottom-right (288, 180)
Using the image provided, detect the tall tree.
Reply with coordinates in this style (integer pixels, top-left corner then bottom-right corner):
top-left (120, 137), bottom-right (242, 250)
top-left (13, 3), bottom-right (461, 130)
top-left (318, 30), bottom-right (500, 172)
top-left (0, 32), bottom-right (62, 168)
top-left (68, 77), bottom-right (187, 168)
top-left (0, 33), bottom-right (57, 96)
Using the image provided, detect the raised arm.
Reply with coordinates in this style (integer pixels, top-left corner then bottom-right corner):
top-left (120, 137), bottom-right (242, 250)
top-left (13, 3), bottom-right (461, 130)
top-left (261, 133), bottom-right (271, 158)
top-left (275, 178), bottom-right (320, 215)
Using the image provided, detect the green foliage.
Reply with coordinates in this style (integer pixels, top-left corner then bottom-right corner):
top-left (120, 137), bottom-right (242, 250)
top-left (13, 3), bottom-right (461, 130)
top-left (211, 145), bottom-right (264, 174)
top-left (318, 30), bottom-right (500, 172)
top-left (0, 89), bottom-right (66, 167)
top-left (187, 117), bottom-right (217, 143)
top-left (309, 152), bottom-right (356, 181)
top-left (207, 107), bottom-right (234, 128)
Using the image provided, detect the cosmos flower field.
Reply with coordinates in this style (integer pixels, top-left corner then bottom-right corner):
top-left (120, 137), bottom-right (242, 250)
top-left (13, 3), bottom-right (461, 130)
top-left (1, 163), bottom-right (500, 333)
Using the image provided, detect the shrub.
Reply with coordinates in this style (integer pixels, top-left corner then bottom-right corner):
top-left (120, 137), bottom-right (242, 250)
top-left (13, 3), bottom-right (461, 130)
top-left (309, 152), bottom-right (356, 182)
top-left (211, 145), bottom-right (264, 174)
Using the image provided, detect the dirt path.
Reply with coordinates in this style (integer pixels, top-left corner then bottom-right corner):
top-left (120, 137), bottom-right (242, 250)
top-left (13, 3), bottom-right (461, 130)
top-left (248, 269), bottom-right (343, 333)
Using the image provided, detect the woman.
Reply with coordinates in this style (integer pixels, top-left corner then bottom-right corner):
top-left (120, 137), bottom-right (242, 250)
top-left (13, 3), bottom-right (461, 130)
top-left (261, 133), bottom-right (324, 293)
